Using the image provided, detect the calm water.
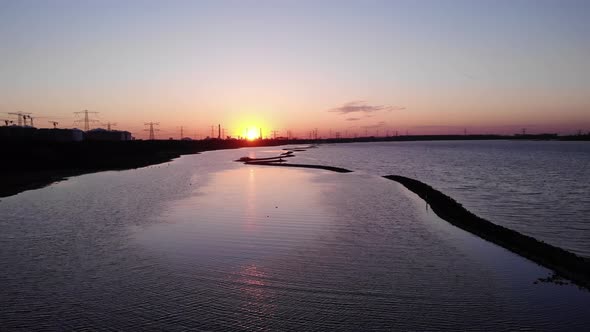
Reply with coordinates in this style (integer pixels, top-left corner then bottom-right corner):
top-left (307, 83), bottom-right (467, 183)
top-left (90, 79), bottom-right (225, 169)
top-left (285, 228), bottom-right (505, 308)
top-left (1, 145), bottom-right (589, 330)
top-left (301, 140), bottom-right (590, 257)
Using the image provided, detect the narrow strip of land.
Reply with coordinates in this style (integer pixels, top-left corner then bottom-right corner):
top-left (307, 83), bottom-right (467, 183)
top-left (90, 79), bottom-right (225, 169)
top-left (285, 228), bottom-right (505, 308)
top-left (244, 161), bottom-right (352, 173)
top-left (384, 174), bottom-right (590, 290)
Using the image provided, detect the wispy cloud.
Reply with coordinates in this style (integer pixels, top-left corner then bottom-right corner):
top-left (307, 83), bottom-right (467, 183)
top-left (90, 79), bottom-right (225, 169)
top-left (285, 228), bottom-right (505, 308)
top-left (363, 121), bottom-right (387, 129)
top-left (346, 117), bottom-right (361, 121)
top-left (329, 101), bottom-right (405, 115)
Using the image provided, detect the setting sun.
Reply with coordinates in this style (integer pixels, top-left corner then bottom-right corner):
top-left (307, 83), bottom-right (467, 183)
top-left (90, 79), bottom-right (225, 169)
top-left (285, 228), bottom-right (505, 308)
top-left (246, 128), bottom-right (259, 141)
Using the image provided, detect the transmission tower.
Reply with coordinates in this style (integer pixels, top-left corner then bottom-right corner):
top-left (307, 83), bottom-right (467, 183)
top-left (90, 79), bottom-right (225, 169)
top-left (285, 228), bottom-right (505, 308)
top-left (271, 130), bottom-right (278, 139)
top-left (8, 111), bottom-right (32, 126)
top-left (102, 122), bottom-right (117, 131)
top-left (144, 122), bottom-right (160, 140)
top-left (74, 110), bottom-right (99, 131)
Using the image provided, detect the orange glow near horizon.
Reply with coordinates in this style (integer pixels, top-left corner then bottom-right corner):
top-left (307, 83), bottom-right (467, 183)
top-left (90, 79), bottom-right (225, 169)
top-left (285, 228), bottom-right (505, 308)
top-left (246, 128), bottom-right (259, 140)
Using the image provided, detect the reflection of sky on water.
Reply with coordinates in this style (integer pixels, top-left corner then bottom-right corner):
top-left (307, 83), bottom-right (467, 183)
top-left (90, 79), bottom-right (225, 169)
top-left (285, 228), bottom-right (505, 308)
top-left (133, 152), bottom-right (590, 330)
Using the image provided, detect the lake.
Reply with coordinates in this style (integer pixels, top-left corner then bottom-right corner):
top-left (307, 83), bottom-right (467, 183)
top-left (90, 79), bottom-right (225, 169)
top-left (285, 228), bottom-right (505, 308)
top-left (1, 143), bottom-right (589, 330)
top-left (302, 140), bottom-right (590, 257)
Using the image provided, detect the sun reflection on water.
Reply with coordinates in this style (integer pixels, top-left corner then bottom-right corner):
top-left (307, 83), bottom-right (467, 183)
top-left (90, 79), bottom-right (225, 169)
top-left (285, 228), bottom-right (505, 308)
top-left (235, 263), bottom-right (276, 325)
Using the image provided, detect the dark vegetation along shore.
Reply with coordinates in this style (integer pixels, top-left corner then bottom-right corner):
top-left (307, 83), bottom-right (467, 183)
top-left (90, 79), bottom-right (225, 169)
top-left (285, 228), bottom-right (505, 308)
top-left (1, 139), bottom-right (288, 198)
top-left (384, 175), bottom-right (590, 290)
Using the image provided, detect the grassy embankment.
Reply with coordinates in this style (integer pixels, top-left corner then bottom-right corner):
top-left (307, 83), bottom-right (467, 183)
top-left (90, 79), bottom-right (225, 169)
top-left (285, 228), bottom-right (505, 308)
top-left (0, 139), bottom-right (287, 198)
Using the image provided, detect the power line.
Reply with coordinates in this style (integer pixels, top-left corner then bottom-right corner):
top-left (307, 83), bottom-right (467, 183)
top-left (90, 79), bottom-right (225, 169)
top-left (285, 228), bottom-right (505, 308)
top-left (144, 122), bottom-right (160, 140)
top-left (101, 122), bottom-right (117, 131)
top-left (74, 110), bottom-right (99, 131)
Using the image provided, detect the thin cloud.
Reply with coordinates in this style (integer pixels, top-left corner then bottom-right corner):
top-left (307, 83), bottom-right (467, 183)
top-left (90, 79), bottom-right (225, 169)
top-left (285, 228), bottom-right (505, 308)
top-left (346, 117), bottom-right (361, 121)
top-left (363, 121), bottom-right (387, 129)
top-left (329, 101), bottom-right (405, 115)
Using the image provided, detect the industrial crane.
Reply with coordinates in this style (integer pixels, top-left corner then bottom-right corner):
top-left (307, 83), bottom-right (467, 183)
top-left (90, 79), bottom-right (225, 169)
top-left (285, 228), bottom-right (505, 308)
top-left (7, 112), bottom-right (32, 126)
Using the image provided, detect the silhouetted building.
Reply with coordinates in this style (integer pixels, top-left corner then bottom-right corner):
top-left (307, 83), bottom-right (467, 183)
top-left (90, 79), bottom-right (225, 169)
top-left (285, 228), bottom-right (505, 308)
top-left (0, 125), bottom-right (37, 141)
top-left (85, 128), bottom-right (132, 141)
top-left (35, 128), bottom-right (84, 142)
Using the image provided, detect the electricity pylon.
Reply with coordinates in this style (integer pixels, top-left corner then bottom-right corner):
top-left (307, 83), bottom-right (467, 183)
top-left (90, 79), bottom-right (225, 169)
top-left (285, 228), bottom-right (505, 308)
top-left (74, 110), bottom-right (99, 131)
top-left (144, 122), bottom-right (160, 140)
top-left (102, 122), bottom-right (117, 131)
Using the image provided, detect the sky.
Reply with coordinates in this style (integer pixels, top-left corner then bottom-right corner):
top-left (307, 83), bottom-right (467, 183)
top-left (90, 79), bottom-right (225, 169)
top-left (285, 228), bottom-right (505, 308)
top-left (1, 0), bottom-right (589, 138)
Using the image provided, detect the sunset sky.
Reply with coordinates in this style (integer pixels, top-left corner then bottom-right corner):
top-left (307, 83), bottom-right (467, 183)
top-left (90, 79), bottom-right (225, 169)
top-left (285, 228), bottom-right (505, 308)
top-left (1, 0), bottom-right (589, 138)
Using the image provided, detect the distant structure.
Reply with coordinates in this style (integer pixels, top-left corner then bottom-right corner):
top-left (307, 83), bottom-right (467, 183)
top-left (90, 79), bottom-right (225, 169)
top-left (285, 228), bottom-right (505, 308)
top-left (23, 115), bottom-right (35, 127)
top-left (144, 122), bottom-right (160, 140)
top-left (49, 121), bottom-right (59, 128)
top-left (86, 128), bottom-right (132, 141)
top-left (101, 122), bottom-right (117, 131)
top-left (35, 128), bottom-right (84, 142)
top-left (74, 110), bottom-right (99, 131)
top-left (8, 111), bottom-right (32, 127)
top-left (0, 125), bottom-right (36, 140)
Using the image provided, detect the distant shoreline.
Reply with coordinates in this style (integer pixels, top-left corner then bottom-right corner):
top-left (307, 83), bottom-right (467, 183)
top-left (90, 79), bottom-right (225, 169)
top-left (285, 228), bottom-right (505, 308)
top-left (1, 135), bottom-right (588, 198)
